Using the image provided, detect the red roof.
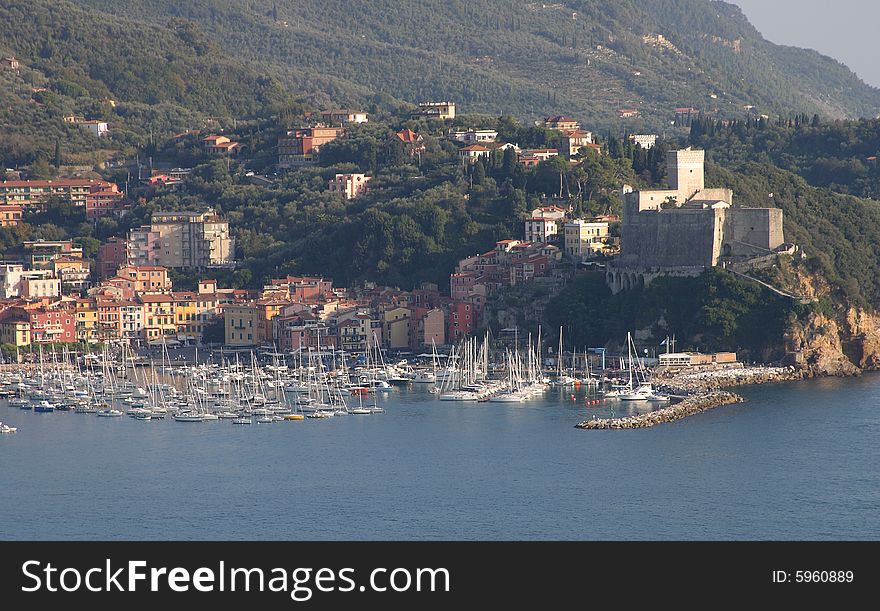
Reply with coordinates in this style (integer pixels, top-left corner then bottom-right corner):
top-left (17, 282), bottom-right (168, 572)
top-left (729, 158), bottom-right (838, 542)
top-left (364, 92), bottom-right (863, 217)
top-left (395, 129), bottom-right (423, 143)
top-left (1, 179), bottom-right (110, 188)
top-left (460, 144), bottom-right (490, 152)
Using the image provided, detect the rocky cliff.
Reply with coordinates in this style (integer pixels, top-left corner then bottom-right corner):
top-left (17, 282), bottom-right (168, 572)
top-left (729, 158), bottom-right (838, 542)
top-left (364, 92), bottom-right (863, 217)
top-left (780, 263), bottom-right (880, 376)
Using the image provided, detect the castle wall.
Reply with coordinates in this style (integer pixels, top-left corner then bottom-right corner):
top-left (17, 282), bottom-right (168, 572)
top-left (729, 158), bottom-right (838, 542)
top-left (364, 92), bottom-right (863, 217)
top-left (621, 207), bottom-right (723, 268)
top-left (724, 208), bottom-right (784, 256)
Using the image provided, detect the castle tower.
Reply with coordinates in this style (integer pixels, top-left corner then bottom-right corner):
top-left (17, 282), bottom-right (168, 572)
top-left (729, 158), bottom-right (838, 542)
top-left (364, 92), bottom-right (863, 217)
top-left (667, 148), bottom-right (705, 201)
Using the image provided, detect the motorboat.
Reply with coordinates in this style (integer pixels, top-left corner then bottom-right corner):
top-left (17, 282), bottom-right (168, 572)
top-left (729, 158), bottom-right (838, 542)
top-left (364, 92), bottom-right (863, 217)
top-left (96, 408), bottom-right (124, 417)
top-left (173, 412), bottom-right (204, 422)
top-left (232, 417), bottom-right (252, 425)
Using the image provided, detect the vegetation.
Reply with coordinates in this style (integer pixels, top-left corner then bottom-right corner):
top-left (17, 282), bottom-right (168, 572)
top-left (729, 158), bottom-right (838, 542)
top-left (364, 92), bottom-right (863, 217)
top-left (545, 269), bottom-right (808, 359)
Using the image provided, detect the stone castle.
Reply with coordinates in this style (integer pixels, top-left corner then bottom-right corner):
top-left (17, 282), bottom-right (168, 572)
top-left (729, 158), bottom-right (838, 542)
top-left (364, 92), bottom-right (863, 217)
top-left (607, 148), bottom-right (785, 292)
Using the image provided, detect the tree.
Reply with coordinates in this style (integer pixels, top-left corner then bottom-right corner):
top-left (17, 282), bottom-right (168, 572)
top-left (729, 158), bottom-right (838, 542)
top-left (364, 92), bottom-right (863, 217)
top-left (54, 139), bottom-right (62, 168)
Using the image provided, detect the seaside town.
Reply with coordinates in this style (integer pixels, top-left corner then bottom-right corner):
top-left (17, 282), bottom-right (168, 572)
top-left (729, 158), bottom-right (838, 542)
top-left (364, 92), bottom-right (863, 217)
top-left (0, 93), bottom-right (803, 431)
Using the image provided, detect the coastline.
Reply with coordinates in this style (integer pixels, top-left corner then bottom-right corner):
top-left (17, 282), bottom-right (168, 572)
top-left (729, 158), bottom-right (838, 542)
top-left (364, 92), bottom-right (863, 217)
top-left (575, 364), bottom-right (814, 431)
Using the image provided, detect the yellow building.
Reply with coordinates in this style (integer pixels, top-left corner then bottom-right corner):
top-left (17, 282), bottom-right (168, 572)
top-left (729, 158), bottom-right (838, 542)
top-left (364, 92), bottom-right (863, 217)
top-left (75, 298), bottom-right (99, 341)
top-left (0, 315), bottom-right (31, 347)
top-left (382, 306), bottom-right (412, 350)
top-left (139, 294), bottom-right (176, 341)
top-left (173, 291), bottom-right (220, 342)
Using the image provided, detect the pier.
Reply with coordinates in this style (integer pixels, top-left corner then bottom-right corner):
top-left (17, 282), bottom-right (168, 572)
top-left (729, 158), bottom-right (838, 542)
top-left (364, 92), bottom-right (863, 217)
top-left (575, 391), bottom-right (744, 429)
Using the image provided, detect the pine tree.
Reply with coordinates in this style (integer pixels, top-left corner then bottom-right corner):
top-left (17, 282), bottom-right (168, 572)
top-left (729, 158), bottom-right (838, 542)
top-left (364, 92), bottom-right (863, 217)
top-left (54, 139), bottom-right (61, 168)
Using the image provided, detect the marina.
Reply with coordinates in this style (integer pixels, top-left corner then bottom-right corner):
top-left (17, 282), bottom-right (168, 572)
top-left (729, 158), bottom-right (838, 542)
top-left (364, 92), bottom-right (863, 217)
top-left (1, 373), bottom-right (878, 540)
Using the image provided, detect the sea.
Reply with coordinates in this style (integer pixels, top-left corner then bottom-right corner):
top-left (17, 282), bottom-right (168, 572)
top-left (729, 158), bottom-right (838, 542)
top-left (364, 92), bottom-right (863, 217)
top-left (0, 375), bottom-right (877, 540)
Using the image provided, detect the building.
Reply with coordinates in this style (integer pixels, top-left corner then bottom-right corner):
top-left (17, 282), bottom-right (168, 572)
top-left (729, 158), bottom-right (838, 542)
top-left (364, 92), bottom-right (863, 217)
top-left (75, 298), bottom-right (99, 341)
top-left (278, 126), bottom-right (345, 168)
top-left (449, 301), bottom-right (476, 342)
top-left (139, 294), bottom-right (176, 342)
top-left (394, 129), bottom-right (426, 158)
top-left (524, 218), bottom-right (560, 244)
top-left (79, 120), bottom-right (109, 138)
top-left (97, 237), bottom-right (128, 280)
top-left (617, 109), bottom-right (640, 118)
top-left (52, 257), bottom-right (91, 294)
top-left (115, 265), bottom-right (172, 293)
top-left (320, 110), bottom-right (368, 125)
top-left (85, 182), bottom-right (127, 219)
top-left (328, 173), bottom-right (371, 200)
top-left (448, 129), bottom-right (498, 144)
top-left (26, 305), bottom-right (77, 343)
top-left (412, 101), bottom-right (456, 120)
top-left (658, 351), bottom-right (737, 368)
top-left (23, 240), bottom-right (83, 270)
top-left (518, 149), bottom-right (559, 166)
top-left (629, 134), bottom-right (658, 150)
top-left (0, 265), bottom-right (53, 298)
top-left (224, 300), bottom-right (284, 346)
top-left (564, 220), bottom-right (610, 259)
top-left (201, 135), bottom-right (244, 156)
top-left (543, 116), bottom-right (580, 131)
top-left (609, 148), bottom-right (785, 293)
top-left (2, 56), bottom-right (19, 71)
top-left (0, 179), bottom-right (115, 210)
top-left (530, 206), bottom-right (567, 221)
top-left (136, 210), bottom-right (234, 269)
top-left (560, 129), bottom-right (594, 157)
top-left (0, 310), bottom-right (31, 347)
top-left (459, 144), bottom-right (491, 164)
top-left (0, 204), bottom-right (22, 226)
top-left (126, 226), bottom-right (161, 267)
top-left (383, 307), bottom-right (412, 350)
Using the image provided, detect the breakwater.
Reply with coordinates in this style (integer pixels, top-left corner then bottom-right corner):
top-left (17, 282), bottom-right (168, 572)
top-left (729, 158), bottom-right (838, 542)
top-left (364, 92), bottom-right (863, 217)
top-left (575, 391), bottom-right (744, 430)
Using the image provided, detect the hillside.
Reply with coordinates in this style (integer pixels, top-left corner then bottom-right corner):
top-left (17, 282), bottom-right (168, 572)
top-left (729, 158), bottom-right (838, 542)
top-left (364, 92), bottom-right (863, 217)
top-left (65, 0), bottom-right (880, 126)
top-left (0, 0), bottom-right (295, 166)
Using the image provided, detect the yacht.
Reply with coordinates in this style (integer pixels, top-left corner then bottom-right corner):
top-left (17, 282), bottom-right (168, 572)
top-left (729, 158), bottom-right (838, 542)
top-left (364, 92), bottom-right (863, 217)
top-left (173, 411), bottom-right (204, 422)
top-left (96, 408), bottom-right (124, 417)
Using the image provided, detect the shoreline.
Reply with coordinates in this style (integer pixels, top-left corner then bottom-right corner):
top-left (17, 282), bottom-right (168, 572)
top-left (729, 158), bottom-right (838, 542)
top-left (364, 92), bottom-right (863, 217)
top-left (575, 364), bottom-right (813, 431)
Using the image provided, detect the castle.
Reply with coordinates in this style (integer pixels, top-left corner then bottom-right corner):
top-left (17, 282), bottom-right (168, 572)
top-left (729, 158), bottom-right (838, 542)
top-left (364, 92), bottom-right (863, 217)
top-left (607, 148), bottom-right (785, 292)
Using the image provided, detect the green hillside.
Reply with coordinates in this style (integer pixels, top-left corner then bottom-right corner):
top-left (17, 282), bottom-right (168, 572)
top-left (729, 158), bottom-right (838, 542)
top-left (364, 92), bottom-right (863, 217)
top-left (67, 0), bottom-right (880, 126)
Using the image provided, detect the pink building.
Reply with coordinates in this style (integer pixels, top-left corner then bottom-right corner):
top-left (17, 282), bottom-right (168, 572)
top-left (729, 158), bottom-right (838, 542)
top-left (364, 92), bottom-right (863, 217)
top-left (98, 238), bottom-right (128, 280)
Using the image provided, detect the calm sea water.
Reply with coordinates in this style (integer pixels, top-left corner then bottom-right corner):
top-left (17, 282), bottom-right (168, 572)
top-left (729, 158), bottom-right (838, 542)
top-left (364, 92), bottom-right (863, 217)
top-left (0, 376), bottom-right (877, 540)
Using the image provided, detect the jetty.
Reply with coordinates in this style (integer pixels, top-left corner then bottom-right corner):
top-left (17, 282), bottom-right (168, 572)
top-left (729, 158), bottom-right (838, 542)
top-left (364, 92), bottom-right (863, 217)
top-left (575, 391), bottom-right (743, 430)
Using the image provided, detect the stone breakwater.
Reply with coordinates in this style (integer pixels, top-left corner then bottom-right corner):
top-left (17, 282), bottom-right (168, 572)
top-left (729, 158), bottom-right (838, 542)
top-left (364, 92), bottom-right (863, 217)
top-left (575, 391), bottom-right (744, 430)
top-left (656, 365), bottom-right (805, 395)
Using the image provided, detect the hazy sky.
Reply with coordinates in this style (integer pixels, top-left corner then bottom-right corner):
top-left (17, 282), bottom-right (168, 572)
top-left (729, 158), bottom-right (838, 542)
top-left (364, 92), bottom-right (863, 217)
top-left (730, 0), bottom-right (880, 88)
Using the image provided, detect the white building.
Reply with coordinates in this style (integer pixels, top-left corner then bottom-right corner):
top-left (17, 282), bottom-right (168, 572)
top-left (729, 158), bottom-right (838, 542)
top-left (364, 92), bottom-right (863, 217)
top-left (524, 218), bottom-right (559, 244)
top-left (80, 121), bottom-right (109, 138)
top-left (629, 134), bottom-right (658, 150)
top-left (0, 265), bottom-right (54, 298)
top-left (328, 173), bottom-right (371, 199)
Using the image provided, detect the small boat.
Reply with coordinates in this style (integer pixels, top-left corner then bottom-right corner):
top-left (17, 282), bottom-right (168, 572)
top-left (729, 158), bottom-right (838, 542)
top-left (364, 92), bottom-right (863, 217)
top-left (135, 413), bottom-right (153, 421)
top-left (232, 417), bottom-right (252, 425)
top-left (270, 415), bottom-right (284, 422)
top-left (216, 411), bottom-right (239, 419)
top-left (173, 412), bottom-right (204, 422)
top-left (201, 413), bottom-right (220, 421)
top-left (350, 407), bottom-right (372, 415)
top-left (96, 409), bottom-right (124, 417)
top-left (33, 400), bottom-right (57, 412)
top-left (255, 416), bottom-right (273, 424)
top-left (0, 423), bottom-right (17, 433)
top-left (283, 414), bottom-right (305, 421)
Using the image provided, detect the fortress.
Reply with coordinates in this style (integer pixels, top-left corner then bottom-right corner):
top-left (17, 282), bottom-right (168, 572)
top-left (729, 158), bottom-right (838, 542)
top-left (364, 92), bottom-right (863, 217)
top-left (607, 148), bottom-right (785, 293)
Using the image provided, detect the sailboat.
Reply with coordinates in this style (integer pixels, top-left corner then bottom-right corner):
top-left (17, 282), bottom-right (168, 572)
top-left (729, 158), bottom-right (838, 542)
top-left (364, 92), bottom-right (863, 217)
top-left (618, 332), bottom-right (653, 401)
top-left (551, 327), bottom-right (577, 387)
